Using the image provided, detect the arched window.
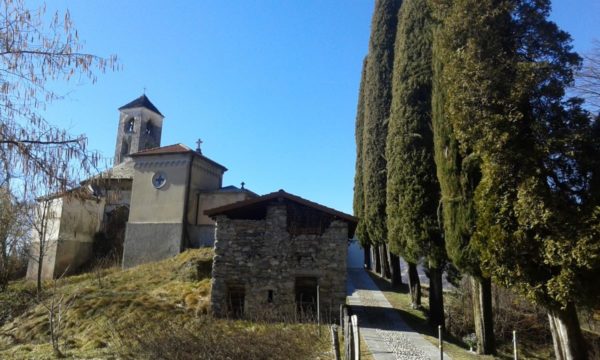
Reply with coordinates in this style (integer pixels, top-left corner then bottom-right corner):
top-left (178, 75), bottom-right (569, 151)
top-left (125, 118), bottom-right (135, 133)
top-left (145, 121), bottom-right (153, 135)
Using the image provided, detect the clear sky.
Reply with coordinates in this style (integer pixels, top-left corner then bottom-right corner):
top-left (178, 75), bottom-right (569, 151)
top-left (37, 0), bottom-right (599, 215)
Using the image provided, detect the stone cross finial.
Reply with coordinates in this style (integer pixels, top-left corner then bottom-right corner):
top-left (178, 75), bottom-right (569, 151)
top-left (196, 139), bottom-right (203, 154)
top-left (241, 181), bottom-right (245, 189)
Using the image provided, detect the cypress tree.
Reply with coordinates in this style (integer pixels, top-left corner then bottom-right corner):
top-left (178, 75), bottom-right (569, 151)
top-left (438, 0), bottom-right (600, 358)
top-left (386, 0), bottom-right (442, 312)
top-left (353, 56), bottom-right (372, 270)
top-left (362, 0), bottom-right (402, 280)
top-left (430, 0), bottom-right (497, 353)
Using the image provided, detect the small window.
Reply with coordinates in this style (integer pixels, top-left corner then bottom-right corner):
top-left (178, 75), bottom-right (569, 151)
top-left (267, 290), bottom-right (274, 303)
top-left (125, 118), bottom-right (134, 133)
top-left (145, 121), bottom-right (153, 135)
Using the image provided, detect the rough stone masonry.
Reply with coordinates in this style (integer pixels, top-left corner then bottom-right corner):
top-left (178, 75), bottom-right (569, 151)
top-left (208, 191), bottom-right (356, 320)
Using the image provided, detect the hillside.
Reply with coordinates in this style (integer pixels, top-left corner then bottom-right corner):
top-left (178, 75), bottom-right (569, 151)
top-left (0, 249), bottom-right (329, 359)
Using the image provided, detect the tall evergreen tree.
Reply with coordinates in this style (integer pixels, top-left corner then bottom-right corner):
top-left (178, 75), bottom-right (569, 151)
top-left (386, 0), bottom-right (443, 314)
top-left (362, 0), bottom-right (402, 280)
top-left (438, 0), bottom-right (600, 358)
top-left (429, 0), bottom-right (496, 353)
top-left (353, 56), bottom-right (372, 270)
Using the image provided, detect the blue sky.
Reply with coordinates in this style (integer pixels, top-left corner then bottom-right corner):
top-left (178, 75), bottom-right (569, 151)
top-left (37, 1), bottom-right (599, 215)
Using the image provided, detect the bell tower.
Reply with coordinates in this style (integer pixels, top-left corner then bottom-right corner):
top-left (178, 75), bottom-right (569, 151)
top-left (114, 94), bottom-right (164, 165)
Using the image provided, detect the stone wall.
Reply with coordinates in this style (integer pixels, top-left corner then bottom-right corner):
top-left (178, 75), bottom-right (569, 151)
top-left (211, 204), bottom-right (347, 320)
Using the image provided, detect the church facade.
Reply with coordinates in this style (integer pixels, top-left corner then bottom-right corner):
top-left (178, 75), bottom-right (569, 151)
top-left (27, 95), bottom-right (255, 279)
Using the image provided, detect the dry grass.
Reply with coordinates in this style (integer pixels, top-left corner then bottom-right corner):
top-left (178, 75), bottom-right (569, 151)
top-left (0, 249), bottom-right (330, 359)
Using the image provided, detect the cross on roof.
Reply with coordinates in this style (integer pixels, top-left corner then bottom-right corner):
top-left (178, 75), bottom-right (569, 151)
top-left (241, 181), bottom-right (245, 189)
top-left (196, 139), bottom-right (203, 154)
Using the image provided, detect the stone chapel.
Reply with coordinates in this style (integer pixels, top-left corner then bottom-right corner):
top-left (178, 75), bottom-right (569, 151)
top-left (27, 95), bottom-right (256, 279)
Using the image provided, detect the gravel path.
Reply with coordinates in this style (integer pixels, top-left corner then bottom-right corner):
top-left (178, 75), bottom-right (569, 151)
top-left (346, 244), bottom-right (452, 360)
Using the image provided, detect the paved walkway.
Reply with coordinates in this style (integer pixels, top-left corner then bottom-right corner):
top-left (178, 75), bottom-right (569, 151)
top-left (346, 241), bottom-right (452, 360)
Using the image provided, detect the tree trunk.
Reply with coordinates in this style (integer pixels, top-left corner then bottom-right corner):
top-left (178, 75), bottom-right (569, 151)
top-left (428, 265), bottom-right (445, 330)
top-left (363, 243), bottom-right (371, 270)
top-left (548, 302), bottom-right (587, 360)
top-left (379, 243), bottom-right (391, 279)
top-left (471, 276), bottom-right (496, 355)
top-left (373, 245), bottom-right (381, 275)
top-left (36, 251), bottom-right (43, 296)
top-left (408, 262), bottom-right (421, 308)
top-left (389, 253), bottom-right (402, 286)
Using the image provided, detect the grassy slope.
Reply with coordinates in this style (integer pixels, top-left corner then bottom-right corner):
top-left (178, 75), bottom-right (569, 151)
top-left (0, 249), bottom-right (329, 359)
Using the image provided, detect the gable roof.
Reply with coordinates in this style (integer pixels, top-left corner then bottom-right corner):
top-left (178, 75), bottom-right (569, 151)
top-left (205, 189), bottom-right (358, 237)
top-left (85, 159), bottom-right (135, 182)
top-left (216, 185), bottom-right (259, 197)
top-left (118, 94), bottom-right (163, 117)
top-left (130, 143), bottom-right (228, 172)
top-left (131, 143), bottom-right (191, 156)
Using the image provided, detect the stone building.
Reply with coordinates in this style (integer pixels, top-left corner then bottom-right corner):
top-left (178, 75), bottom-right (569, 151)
top-left (207, 190), bottom-right (357, 319)
top-left (27, 95), bottom-right (256, 279)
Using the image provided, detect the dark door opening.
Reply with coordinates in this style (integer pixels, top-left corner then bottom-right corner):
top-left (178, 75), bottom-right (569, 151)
top-left (295, 277), bottom-right (317, 318)
top-left (227, 285), bottom-right (245, 318)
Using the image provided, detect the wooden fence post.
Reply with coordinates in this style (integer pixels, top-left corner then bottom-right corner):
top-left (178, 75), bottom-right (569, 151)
top-left (351, 315), bottom-right (360, 360)
top-left (513, 330), bottom-right (518, 360)
top-left (344, 307), bottom-right (351, 360)
top-left (331, 324), bottom-right (340, 360)
top-left (438, 325), bottom-right (443, 360)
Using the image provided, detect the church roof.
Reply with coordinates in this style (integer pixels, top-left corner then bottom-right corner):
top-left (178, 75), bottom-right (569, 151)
top-left (205, 189), bottom-right (358, 237)
top-left (88, 160), bottom-right (135, 181)
top-left (217, 185), bottom-right (259, 197)
top-left (118, 94), bottom-right (163, 116)
top-left (130, 143), bottom-right (228, 171)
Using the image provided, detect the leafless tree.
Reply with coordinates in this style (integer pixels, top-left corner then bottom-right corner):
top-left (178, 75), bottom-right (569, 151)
top-left (0, 0), bottom-right (117, 185)
top-left (575, 40), bottom-right (600, 113)
top-left (0, 0), bottom-right (117, 292)
top-left (26, 180), bottom-right (60, 296)
top-left (38, 267), bottom-right (77, 358)
top-left (0, 184), bottom-right (29, 290)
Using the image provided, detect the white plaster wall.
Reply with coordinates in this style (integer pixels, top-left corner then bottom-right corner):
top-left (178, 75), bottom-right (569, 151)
top-left (195, 192), bottom-right (249, 225)
top-left (128, 153), bottom-right (190, 223)
top-left (26, 198), bottom-right (63, 280)
top-left (58, 197), bottom-right (104, 243)
top-left (185, 157), bottom-right (225, 224)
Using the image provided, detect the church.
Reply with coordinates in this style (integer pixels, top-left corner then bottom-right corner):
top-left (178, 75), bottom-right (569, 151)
top-left (26, 94), bottom-right (358, 318)
top-left (27, 95), bottom-right (257, 279)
